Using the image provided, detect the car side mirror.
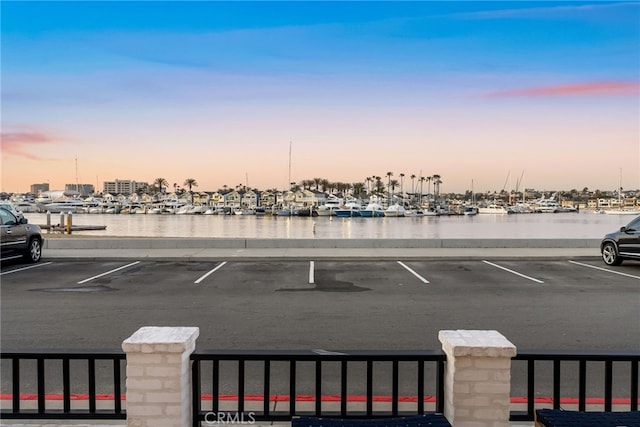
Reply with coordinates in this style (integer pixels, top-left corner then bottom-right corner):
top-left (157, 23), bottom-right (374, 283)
top-left (19, 217), bottom-right (28, 224)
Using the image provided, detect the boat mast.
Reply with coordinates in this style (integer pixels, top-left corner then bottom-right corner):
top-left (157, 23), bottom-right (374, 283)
top-left (618, 168), bottom-right (622, 210)
top-left (288, 141), bottom-right (292, 191)
top-left (75, 156), bottom-right (80, 195)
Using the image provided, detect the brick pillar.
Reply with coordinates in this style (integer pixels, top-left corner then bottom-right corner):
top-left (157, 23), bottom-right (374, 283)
top-left (122, 326), bottom-right (199, 427)
top-left (438, 330), bottom-right (517, 427)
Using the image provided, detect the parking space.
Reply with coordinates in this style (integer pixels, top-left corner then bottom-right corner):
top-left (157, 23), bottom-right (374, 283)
top-left (1, 259), bottom-right (638, 352)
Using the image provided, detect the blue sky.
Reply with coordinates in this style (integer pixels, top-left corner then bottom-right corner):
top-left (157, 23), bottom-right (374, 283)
top-left (2, 1), bottom-right (639, 194)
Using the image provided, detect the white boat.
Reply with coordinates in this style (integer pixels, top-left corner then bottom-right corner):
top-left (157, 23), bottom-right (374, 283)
top-left (275, 206), bottom-right (294, 216)
top-left (132, 206), bottom-right (147, 214)
top-left (0, 202), bottom-right (25, 219)
top-left (189, 205), bottom-right (207, 215)
top-left (316, 196), bottom-right (343, 216)
top-left (534, 200), bottom-right (561, 213)
top-left (511, 203), bottom-right (533, 214)
top-left (175, 205), bottom-right (191, 215)
top-left (360, 202), bottom-right (385, 217)
top-left (37, 198), bottom-right (85, 213)
top-left (10, 200), bottom-right (39, 213)
top-left (384, 203), bottom-right (406, 217)
top-left (556, 205), bottom-right (578, 213)
top-left (477, 204), bottom-right (510, 215)
top-left (603, 209), bottom-right (640, 215)
top-left (404, 208), bottom-right (425, 217)
top-left (463, 206), bottom-right (478, 216)
top-left (147, 205), bottom-right (163, 214)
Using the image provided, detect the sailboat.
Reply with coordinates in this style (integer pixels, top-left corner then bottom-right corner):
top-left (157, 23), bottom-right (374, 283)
top-left (464, 179), bottom-right (478, 216)
top-left (276, 141), bottom-right (295, 216)
top-left (604, 169), bottom-right (640, 215)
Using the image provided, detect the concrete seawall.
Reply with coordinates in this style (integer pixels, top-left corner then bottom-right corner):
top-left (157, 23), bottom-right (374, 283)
top-left (44, 238), bottom-right (601, 250)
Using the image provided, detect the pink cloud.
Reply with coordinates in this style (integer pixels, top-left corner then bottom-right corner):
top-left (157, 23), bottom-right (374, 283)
top-left (485, 81), bottom-right (640, 98)
top-left (1, 132), bottom-right (57, 160)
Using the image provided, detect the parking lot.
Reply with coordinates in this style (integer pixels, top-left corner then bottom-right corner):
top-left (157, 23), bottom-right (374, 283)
top-left (1, 258), bottom-right (638, 351)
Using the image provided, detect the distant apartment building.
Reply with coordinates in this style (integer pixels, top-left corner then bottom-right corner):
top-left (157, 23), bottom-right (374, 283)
top-left (65, 183), bottom-right (95, 195)
top-left (30, 183), bottom-right (50, 195)
top-left (103, 179), bottom-right (148, 195)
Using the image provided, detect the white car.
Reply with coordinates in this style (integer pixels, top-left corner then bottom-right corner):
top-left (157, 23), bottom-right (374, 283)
top-left (0, 202), bottom-right (24, 220)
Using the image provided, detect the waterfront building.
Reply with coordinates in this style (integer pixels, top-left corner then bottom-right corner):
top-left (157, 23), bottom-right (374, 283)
top-left (208, 192), bottom-right (224, 208)
top-left (259, 191), bottom-right (277, 208)
top-left (103, 179), bottom-right (148, 195)
top-left (241, 190), bottom-right (258, 208)
top-left (30, 183), bottom-right (50, 195)
top-left (294, 189), bottom-right (317, 207)
top-left (224, 190), bottom-right (242, 208)
top-left (192, 192), bottom-right (210, 205)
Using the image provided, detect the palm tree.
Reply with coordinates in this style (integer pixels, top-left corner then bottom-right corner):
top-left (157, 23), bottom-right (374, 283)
top-left (365, 177), bottom-right (373, 194)
top-left (419, 177), bottom-right (426, 206)
top-left (390, 179), bottom-right (399, 204)
top-left (386, 172), bottom-right (393, 205)
top-left (313, 178), bottom-right (322, 191)
top-left (320, 179), bottom-right (330, 193)
top-left (410, 174), bottom-right (416, 195)
top-left (153, 178), bottom-right (168, 194)
top-left (374, 176), bottom-right (385, 194)
top-left (184, 178), bottom-right (198, 202)
top-left (432, 174), bottom-right (442, 200)
top-left (352, 182), bottom-right (365, 198)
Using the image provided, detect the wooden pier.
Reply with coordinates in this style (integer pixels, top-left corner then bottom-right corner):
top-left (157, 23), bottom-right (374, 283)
top-left (39, 224), bottom-right (107, 233)
top-left (37, 212), bottom-right (106, 234)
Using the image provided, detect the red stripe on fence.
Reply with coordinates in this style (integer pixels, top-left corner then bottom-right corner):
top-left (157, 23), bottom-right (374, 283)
top-left (0, 393), bottom-right (638, 405)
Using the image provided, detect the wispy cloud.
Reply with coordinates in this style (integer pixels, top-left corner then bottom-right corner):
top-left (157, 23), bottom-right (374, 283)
top-left (458, 2), bottom-right (637, 20)
top-left (484, 81), bottom-right (640, 98)
top-left (0, 132), bottom-right (58, 160)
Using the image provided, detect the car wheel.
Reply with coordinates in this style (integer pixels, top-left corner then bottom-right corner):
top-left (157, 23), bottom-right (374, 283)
top-left (601, 242), bottom-right (622, 266)
top-left (24, 238), bottom-right (42, 263)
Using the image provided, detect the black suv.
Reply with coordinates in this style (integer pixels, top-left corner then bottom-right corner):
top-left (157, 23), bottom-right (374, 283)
top-left (600, 215), bottom-right (640, 266)
top-left (0, 207), bottom-right (43, 263)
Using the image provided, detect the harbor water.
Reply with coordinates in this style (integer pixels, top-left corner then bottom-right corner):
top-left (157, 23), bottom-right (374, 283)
top-left (24, 212), bottom-right (637, 239)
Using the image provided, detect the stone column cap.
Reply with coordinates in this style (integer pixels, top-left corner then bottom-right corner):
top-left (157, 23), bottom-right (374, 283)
top-left (439, 330), bottom-right (516, 357)
top-left (122, 326), bottom-right (200, 353)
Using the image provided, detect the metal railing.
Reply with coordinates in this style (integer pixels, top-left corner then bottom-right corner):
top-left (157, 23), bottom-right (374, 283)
top-left (0, 350), bottom-right (126, 420)
top-left (190, 350), bottom-right (446, 425)
top-left (3, 348), bottom-right (638, 424)
top-left (510, 350), bottom-right (640, 422)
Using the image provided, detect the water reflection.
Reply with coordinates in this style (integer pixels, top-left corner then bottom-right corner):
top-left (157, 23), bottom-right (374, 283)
top-left (24, 212), bottom-right (635, 239)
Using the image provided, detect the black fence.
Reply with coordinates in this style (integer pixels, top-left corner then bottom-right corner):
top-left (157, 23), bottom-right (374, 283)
top-left (190, 350), bottom-right (446, 426)
top-left (510, 350), bottom-right (640, 422)
top-left (0, 350), bottom-right (126, 420)
top-left (2, 348), bottom-right (638, 424)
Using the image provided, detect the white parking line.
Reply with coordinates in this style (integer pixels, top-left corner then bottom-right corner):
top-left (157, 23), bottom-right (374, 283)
top-left (77, 261), bottom-right (141, 284)
top-left (0, 262), bottom-right (53, 275)
top-left (194, 262), bottom-right (227, 284)
top-left (569, 260), bottom-right (640, 280)
top-left (482, 260), bottom-right (544, 284)
top-left (309, 261), bottom-right (315, 284)
top-left (397, 261), bottom-right (429, 284)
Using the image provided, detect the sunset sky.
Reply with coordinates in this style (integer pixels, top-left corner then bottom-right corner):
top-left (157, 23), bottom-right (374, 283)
top-left (2, 1), bottom-right (639, 195)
